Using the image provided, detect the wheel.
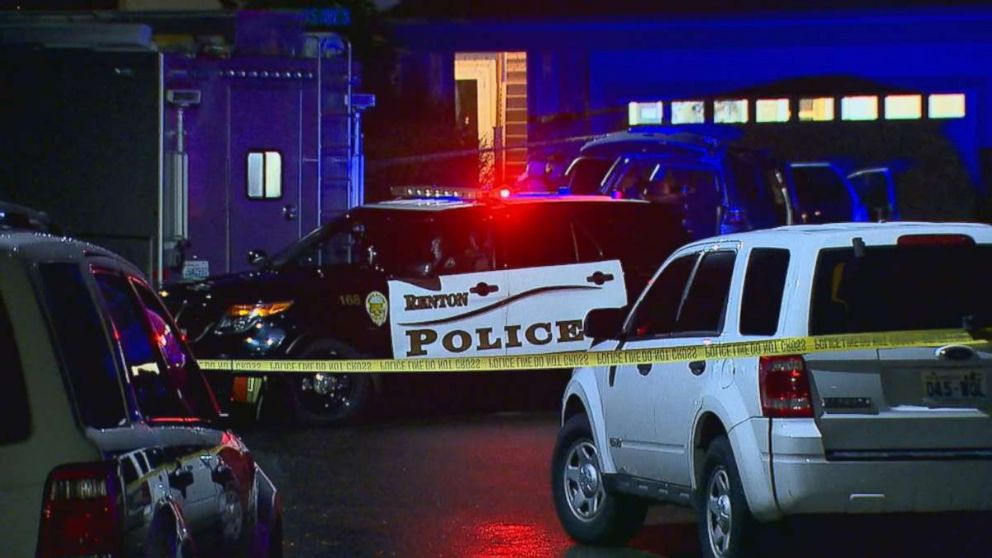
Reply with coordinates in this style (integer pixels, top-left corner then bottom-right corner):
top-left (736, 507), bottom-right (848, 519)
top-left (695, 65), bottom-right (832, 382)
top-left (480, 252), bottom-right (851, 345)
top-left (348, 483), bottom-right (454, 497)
top-left (286, 339), bottom-right (371, 426)
top-left (696, 436), bottom-right (760, 558)
top-left (552, 413), bottom-right (647, 546)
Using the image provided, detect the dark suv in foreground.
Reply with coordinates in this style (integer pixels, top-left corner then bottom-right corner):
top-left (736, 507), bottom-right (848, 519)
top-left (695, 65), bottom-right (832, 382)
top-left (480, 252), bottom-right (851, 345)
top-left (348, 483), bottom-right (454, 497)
top-left (165, 192), bottom-right (688, 425)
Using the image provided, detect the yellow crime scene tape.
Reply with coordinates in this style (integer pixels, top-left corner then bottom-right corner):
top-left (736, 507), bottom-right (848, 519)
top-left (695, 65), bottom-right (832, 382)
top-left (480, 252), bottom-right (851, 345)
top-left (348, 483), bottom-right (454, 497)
top-left (197, 328), bottom-right (992, 374)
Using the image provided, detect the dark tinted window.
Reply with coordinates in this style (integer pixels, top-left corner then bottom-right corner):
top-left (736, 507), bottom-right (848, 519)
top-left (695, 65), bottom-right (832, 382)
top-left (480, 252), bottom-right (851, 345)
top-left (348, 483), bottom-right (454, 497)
top-left (95, 272), bottom-right (191, 421)
top-left (578, 204), bottom-right (689, 272)
top-left (500, 207), bottom-right (577, 268)
top-left (272, 212), bottom-right (494, 277)
top-left (678, 251), bottom-right (736, 333)
top-left (0, 292), bottom-right (31, 444)
top-left (630, 254), bottom-right (697, 337)
top-left (132, 279), bottom-right (218, 420)
top-left (37, 263), bottom-right (127, 429)
top-left (811, 243), bottom-right (992, 335)
top-left (740, 249), bottom-right (791, 335)
top-left (567, 157), bottom-right (614, 194)
top-left (791, 165), bottom-right (853, 223)
top-left (727, 152), bottom-right (788, 227)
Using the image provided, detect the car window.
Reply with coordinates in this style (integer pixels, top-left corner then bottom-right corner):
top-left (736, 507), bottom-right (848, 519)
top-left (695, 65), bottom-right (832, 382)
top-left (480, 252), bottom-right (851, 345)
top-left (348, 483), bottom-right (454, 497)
top-left (727, 152), bottom-right (788, 227)
top-left (629, 254), bottom-right (698, 337)
top-left (0, 291), bottom-right (31, 444)
top-left (131, 278), bottom-right (218, 420)
top-left (577, 204), bottom-right (688, 271)
top-left (677, 251), bottom-right (737, 334)
top-left (94, 271), bottom-right (195, 421)
top-left (500, 207), bottom-right (578, 268)
top-left (811, 243), bottom-right (992, 335)
top-left (740, 249), bottom-right (791, 335)
top-left (791, 165), bottom-right (853, 223)
top-left (37, 263), bottom-right (128, 429)
top-left (566, 157), bottom-right (614, 194)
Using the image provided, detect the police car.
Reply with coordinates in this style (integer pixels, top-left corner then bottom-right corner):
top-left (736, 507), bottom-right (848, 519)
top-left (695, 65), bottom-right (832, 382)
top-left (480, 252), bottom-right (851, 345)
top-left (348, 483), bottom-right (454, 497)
top-left (553, 222), bottom-right (991, 557)
top-left (165, 189), bottom-right (689, 425)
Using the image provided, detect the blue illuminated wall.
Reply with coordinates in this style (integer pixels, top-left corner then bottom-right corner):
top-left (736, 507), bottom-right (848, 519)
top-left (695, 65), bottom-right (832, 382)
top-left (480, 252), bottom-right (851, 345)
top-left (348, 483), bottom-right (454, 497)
top-left (387, 7), bottom-right (992, 214)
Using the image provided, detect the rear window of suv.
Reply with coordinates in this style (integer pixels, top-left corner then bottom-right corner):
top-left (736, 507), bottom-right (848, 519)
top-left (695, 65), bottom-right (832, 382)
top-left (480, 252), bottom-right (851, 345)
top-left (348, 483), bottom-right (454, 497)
top-left (810, 242), bottom-right (992, 335)
top-left (0, 292), bottom-right (30, 444)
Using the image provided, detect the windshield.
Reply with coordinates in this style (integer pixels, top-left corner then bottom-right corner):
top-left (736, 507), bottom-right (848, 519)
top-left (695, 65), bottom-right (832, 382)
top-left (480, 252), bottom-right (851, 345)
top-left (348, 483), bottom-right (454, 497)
top-left (566, 157), bottom-right (614, 194)
top-left (810, 243), bottom-right (992, 335)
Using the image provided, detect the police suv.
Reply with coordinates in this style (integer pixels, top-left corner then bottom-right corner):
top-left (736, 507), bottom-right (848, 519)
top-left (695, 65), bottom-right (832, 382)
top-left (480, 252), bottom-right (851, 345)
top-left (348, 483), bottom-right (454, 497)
top-left (553, 222), bottom-right (991, 558)
top-left (165, 190), bottom-right (688, 425)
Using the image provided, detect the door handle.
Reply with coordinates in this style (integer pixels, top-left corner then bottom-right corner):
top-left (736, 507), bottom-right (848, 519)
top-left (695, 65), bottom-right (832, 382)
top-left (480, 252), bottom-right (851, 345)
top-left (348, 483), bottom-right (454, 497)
top-left (689, 360), bottom-right (706, 375)
top-left (282, 204), bottom-right (298, 221)
top-left (469, 281), bottom-right (499, 296)
top-left (637, 363), bottom-right (652, 376)
top-left (586, 271), bottom-right (615, 286)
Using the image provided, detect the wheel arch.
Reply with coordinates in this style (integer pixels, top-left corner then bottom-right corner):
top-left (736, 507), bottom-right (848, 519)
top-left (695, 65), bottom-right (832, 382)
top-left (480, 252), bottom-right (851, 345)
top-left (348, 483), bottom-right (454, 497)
top-left (562, 367), bottom-right (616, 474)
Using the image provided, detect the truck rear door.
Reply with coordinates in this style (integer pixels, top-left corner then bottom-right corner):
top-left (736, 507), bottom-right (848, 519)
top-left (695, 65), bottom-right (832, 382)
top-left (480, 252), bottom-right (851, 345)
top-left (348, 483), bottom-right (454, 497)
top-left (804, 236), bottom-right (992, 456)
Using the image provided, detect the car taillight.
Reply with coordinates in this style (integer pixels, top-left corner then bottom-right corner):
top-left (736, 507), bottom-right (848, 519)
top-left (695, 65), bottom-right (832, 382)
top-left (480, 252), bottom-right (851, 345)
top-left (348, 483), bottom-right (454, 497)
top-left (37, 462), bottom-right (121, 558)
top-left (759, 355), bottom-right (814, 418)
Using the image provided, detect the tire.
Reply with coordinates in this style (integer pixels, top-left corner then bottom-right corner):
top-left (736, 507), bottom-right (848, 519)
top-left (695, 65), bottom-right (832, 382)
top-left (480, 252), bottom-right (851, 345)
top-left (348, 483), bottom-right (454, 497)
top-left (696, 436), bottom-right (761, 558)
top-left (286, 339), bottom-right (371, 426)
top-left (552, 413), bottom-right (647, 546)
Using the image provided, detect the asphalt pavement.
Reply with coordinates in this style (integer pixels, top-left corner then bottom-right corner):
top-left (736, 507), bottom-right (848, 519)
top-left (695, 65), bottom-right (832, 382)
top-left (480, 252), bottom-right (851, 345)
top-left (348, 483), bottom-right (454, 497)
top-left (240, 376), bottom-right (992, 558)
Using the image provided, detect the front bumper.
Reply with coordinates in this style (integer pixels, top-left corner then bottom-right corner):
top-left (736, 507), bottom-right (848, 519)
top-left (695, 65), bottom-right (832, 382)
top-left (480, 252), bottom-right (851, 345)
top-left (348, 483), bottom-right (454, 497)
top-left (770, 419), bottom-right (992, 516)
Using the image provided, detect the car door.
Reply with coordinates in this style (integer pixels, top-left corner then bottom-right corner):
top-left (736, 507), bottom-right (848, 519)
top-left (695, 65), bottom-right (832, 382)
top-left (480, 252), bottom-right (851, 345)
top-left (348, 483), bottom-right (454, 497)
top-left (498, 205), bottom-right (626, 356)
top-left (388, 211), bottom-right (509, 359)
top-left (847, 167), bottom-right (899, 220)
top-left (787, 162), bottom-right (867, 223)
top-left (602, 252), bottom-right (698, 479)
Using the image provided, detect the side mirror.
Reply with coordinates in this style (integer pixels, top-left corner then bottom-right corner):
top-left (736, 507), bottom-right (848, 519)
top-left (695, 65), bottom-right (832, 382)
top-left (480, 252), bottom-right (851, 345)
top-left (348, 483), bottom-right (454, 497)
top-left (584, 308), bottom-right (627, 341)
top-left (247, 248), bottom-right (269, 267)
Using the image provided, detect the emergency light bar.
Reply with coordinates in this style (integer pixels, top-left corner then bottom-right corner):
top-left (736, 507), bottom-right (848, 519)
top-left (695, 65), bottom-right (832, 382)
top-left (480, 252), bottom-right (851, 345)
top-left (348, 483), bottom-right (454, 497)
top-left (389, 185), bottom-right (515, 201)
top-left (390, 186), bottom-right (483, 200)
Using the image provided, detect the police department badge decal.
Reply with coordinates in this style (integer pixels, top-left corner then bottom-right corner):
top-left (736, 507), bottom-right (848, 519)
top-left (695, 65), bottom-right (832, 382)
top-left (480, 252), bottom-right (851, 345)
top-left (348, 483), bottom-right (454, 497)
top-left (365, 291), bottom-right (388, 327)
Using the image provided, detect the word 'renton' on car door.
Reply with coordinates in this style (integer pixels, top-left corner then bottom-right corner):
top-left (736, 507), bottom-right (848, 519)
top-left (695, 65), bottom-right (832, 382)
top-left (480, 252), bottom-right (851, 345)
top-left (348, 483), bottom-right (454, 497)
top-left (498, 205), bottom-right (627, 356)
top-left (388, 212), bottom-right (510, 359)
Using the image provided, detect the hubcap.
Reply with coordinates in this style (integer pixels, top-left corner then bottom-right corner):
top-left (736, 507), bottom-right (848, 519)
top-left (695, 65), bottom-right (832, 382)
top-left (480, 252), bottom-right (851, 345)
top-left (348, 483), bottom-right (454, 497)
top-left (300, 369), bottom-right (354, 414)
top-left (563, 441), bottom-right (606, 521)
top-left (706, 468), bottom-right (733, 557)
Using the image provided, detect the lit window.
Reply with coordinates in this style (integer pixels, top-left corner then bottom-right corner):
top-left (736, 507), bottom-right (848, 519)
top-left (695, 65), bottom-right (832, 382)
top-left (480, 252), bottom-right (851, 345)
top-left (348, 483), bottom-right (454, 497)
top-left (671, 101), bottom-right (705, 124)
top-left (713, 99), bottom-right (748, 123)
top-left (247, 151), bottom-right (282, 199)
top-left (756, 98), bottom-right (790, 123)
top-left (884, 95), bottom-right (922, 120)
top-left (928, 93), bottom-right (966, 119)
top-left (628, 101), bottom-right (664, 125)
top-left (841, 96), bottom-right (878, 121)
top-left (798, 97), bottom-right (834, 121)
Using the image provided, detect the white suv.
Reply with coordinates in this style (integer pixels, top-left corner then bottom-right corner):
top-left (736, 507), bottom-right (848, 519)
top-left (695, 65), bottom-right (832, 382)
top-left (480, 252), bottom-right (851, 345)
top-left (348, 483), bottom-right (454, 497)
top-left (552, 222), bottom-right (992, 557)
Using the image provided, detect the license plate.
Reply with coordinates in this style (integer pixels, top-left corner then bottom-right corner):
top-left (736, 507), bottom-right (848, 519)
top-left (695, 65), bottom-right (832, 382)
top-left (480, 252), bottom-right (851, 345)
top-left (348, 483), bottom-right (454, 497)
top-left (922, 370), bottom-right (989, 406)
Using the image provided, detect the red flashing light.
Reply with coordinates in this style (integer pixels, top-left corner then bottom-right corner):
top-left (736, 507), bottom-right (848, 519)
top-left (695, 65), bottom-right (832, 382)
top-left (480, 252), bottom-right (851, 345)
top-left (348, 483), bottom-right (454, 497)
top-left (897, 234), bottom-right (974, 247)
top-left (498, 187), bottom-right (511, 199)
top-left (759, 355), bottom-right (813, 418)
top-left (37, 462), bottom-right (121, 558)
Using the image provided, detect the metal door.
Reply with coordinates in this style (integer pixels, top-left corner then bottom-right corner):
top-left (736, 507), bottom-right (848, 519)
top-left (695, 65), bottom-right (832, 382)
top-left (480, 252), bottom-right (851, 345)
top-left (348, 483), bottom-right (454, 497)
top-left (228, 83), bottom-right (307, 272)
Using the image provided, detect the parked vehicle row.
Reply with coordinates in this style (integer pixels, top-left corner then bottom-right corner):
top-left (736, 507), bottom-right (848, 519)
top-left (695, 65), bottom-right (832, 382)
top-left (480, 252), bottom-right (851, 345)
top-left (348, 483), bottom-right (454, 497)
top-left (0, 229), bottom-right (281, 558)
top-left (564, 126), bottom-right (897, 236)
top-left (553, 221), bottom-right (992, 557)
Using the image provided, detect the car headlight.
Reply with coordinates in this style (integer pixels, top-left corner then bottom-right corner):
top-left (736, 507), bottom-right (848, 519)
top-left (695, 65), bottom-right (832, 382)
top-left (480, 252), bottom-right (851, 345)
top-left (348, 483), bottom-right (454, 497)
top-left (214, 301), bottom-right (293, 334)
